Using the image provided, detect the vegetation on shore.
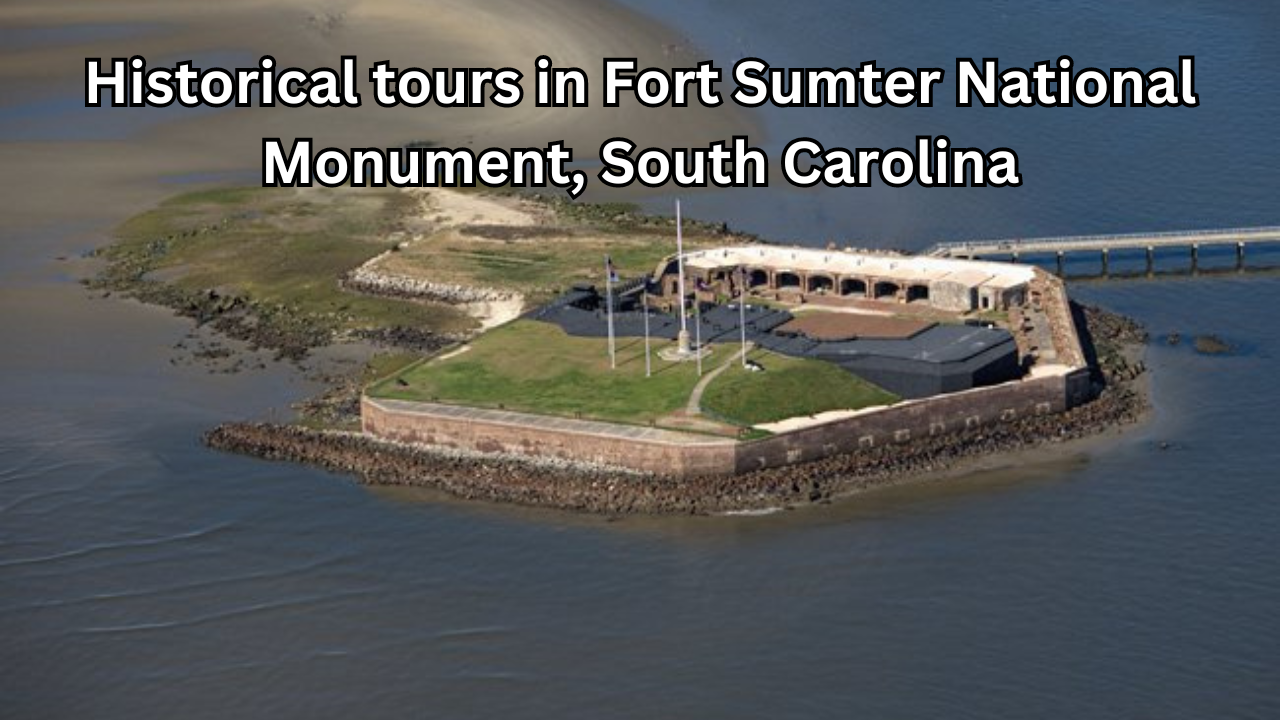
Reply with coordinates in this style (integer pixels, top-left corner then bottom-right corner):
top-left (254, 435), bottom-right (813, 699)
top-left (91, 185), bottom-right (750, 359)
top-left (91, 186), bottom-right (473, 359)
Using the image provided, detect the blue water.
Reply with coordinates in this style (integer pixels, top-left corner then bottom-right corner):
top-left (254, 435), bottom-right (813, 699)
top-left (620, 0), bottom-right (1280, 249)
top-left (3, 2), bottom-right (1280, 718)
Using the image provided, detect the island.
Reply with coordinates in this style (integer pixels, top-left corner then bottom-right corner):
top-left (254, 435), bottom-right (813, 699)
top-left (90, 184), bottom-right (1148, 514)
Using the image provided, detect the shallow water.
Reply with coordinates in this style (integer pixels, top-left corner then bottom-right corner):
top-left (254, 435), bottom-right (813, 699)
top-left (3, 1), bottom-right (1280, 718)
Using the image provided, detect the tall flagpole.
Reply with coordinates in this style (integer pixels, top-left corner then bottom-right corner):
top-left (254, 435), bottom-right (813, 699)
top-left (739, 265), bottom-right (748, 368)
top-left (675, 199), bottom-right (690, 354)
top-left (605, 255), bottom-right (616, 369)
top-left (643, 280), bottom-right (652, 377)
top-left (695, 296), bottom-right (703, 377)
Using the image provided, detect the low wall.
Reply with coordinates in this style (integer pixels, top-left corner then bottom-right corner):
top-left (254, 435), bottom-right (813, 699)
top-left (361, 367), bottom-right (1089, 478)
top-left (733, 369), bottom-right (1084, 473)
top-left (361, 398), bottom-right (737, 477)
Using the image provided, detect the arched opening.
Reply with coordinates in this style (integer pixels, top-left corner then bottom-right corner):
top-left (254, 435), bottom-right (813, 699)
top-left (748, 269), bottom-right (769, 288)
top-left (776, 271), bottom-right (801, 290)
top-left (874, 281), bottom-right (900, 300)
top-left (808, 274), bottom-right (834, 294)
top-left (906, 284), bottom-right (930, 303)
top-left (840, 278), bottom-right (867, 297)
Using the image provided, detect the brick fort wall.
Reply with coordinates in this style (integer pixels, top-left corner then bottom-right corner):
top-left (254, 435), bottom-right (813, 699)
top-left (361, 368), bottom-right (1088, 478)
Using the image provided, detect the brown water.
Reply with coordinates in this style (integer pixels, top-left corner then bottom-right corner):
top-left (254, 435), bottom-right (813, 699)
top-left (3, 2), bottom-right (1280, 718)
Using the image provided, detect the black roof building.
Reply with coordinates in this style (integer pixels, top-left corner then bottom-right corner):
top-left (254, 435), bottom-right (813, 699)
top-left (528, 290), bottom-right (1022, 399)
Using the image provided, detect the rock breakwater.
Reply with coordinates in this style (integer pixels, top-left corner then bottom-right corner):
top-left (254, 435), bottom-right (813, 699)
top-left (207, 303), bottom-right (1148, 515)
top-left (342, 266), bottom-right (519, 305)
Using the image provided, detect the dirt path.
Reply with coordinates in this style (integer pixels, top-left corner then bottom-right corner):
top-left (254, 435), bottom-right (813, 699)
top-left (685, 344), bottom-right (752, 416)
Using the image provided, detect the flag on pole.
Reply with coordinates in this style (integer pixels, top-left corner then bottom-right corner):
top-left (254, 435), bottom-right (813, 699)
top-left (695, 298), bottom-right (703, 377)
top-left (675, 200), bottom-right (687, 339)
top-left (604, 255), bottom-right (616, 369)
top-left (642, 279), bottom-right (652, 378)
top-left (742, 265), bottom-right (747, 366)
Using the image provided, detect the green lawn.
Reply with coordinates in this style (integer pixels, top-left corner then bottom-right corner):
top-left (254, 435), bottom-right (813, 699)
top-left (370, 320), bottom-right (899, 428)
top-left (701, 350), bottom-right (899, 425)
top-left (369, 320), bottom-right (705, 425)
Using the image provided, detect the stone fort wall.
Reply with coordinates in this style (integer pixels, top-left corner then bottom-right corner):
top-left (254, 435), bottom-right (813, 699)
top-left (361, 398), bottom-right (738, 477)
top-left (361, 367), bottom-right (1092, 478)
top-left (732, 369), bottom-right (1088, 474)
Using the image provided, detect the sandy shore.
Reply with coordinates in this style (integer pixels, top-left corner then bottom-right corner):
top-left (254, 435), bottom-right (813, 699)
top-left (0, 0), bottom-right (759, 229)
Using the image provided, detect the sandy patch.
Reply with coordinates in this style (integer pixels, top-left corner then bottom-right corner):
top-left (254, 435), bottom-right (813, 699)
top-left (755, 404), bottom-right (895, 434)
top-left (434, 344), bottom-right (471, 362)
top-left (467, 297), bottom-right (524, 331)
top-left (0, 0), bottom-right (759, 229)
top-left (790, 304), bottom-right (897, 317)
top-left (410, 188), bottom-right (542, 230)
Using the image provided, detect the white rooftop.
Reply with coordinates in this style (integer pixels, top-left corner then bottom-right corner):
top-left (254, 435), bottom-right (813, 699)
top-left (682, 246), bottom-right (1035, 288)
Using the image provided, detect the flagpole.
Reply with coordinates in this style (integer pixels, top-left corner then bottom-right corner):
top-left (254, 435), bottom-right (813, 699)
top-left (643, 281), bottom-right (652, 378)
top-left (739, 265), bottom-right (748, 368)
top-left (675, 199), bottom-right (688, 345)
top-left (695, 296), bottom-right (703, 377)
top-left (605, 255), bottom-right (616, 369)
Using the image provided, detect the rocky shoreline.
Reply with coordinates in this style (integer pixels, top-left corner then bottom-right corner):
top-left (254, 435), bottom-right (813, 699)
top-left (205, 305), bottom-right (1150, 516)
top-left (341, 265), bottom-right (520, 305)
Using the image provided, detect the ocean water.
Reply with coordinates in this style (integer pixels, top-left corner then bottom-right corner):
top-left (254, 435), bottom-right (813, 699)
top-left (3, 1), bottom-right (1280, 718)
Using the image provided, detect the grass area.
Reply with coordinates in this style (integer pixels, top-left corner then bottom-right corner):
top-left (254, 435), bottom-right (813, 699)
top-left (369, 320), bottom-right (703, 425)
top-left (370, 320), bottom-right (899, 429)
top-left (701, 350), bottom-right (899, 425)
top-left (98, 185), bottom-right (475, 349)
top-left (378, 226), bottom-right (728, 306)
top-left (363, 351), bottom-right (424, 384)
top-left (98, 184), bottom-right (750, 357)
top-left (372, 190), bottom-right (741, 305)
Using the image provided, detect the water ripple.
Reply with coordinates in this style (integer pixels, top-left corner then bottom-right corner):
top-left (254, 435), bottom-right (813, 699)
top-left (73, 587), bottom-right (379, 636)
top-left (0, 553), bottom-right (349, 615)
top-left (0, 521), bottom-right (236, 570)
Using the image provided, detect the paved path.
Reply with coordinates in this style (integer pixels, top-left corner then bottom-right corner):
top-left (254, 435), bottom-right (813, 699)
top-left (685, 344), bottom-right (753, 416)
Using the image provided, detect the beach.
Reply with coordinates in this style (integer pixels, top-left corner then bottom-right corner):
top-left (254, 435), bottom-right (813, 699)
top-left (0, 0), bottom-right (759, 231)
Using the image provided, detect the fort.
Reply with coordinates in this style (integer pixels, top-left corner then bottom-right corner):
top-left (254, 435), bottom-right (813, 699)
top-left (91, 182), bottom-right (1155, 510)
top-left (360, 240), bottom-right (1094, 477)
